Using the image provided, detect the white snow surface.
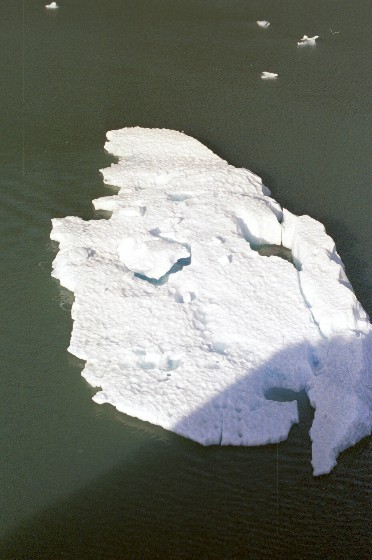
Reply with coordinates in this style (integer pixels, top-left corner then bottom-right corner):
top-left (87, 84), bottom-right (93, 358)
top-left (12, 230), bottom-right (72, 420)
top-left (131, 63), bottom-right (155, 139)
top-left (51, 127), bottom-right (371, 475)
top-left (118, 237), bottom-right (190, 280)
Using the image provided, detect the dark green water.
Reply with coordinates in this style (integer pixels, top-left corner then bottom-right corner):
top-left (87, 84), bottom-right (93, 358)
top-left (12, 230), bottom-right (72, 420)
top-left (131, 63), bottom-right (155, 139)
top-left (1, 1), bottom-right (371, 558)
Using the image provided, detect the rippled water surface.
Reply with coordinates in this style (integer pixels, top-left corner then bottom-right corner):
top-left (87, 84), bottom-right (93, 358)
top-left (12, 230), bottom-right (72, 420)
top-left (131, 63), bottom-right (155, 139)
top-left (1, 1), bottom-right (371, 558)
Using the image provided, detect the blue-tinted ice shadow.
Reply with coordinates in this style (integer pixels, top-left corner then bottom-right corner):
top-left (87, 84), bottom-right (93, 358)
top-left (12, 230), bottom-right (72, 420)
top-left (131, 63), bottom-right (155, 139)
top-left (134, 256), bottom-right (191, 286)
top-left (172, 333), bottom-right (371, 473)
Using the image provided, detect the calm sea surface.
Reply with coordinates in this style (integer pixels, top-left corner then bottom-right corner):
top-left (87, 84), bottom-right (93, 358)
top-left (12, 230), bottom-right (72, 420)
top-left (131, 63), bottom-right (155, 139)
top-left (1, 1), bottom-right (371, 558)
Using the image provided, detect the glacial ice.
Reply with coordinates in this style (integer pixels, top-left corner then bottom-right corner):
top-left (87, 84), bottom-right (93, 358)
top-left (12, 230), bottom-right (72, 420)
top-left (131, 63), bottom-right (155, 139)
top-left (257, 21), bottom-right (270, 29)
top-left (50, 127), bottom-right (371, 475)
top-left (118, 237), bottom-right (190, 280)
top-left (297, 35), bottom-right (319, 46)
top-left (261, 71), bottom-right (278, 80)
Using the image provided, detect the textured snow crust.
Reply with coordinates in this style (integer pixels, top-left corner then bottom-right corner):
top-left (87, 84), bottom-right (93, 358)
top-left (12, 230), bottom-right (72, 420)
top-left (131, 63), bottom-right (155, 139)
top-left (51, 127), bottom-right (371, 475)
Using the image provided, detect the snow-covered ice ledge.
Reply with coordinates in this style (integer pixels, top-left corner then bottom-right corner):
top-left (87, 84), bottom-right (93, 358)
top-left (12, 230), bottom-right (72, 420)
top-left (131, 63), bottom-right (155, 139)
top-left (51, 127), bottom-right (371, 475)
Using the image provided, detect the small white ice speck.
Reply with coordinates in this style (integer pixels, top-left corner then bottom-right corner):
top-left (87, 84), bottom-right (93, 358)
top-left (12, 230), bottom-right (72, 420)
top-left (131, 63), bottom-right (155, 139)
top-left (297, 35), bottom-right (319, 46)
top-left (261, 71), bottom-right (278, 80)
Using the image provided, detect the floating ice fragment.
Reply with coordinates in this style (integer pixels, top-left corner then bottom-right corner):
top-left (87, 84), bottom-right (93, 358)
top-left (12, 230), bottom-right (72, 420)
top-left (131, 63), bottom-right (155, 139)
top-left (297, 35), bottom-right (319, 46)
top-left (51, 127), bottom-right (371, 476)
top-left (45, 2), bottom-right (58, 8)
top-left (261, 71), bottom-right (278, 80)
top-left (257, 20), bottom-right (270, 28)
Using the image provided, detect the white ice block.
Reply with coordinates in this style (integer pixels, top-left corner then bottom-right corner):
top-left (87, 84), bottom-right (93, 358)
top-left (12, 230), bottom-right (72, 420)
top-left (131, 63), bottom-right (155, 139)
top-left (51, 127), bottom-right (371, 475)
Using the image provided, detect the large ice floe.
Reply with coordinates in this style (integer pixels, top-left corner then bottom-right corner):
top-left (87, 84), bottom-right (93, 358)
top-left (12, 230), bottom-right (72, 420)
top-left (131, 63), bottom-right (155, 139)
top-left (51, 127), bottom-right (371, 475)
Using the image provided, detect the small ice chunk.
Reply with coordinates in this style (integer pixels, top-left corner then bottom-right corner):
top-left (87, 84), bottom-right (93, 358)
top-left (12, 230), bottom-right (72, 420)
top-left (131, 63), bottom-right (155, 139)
top-left (257, 21), bottom-right (270, 28)
top-left (297, 35), bottom-right (319, 46)
top-left (45, 2), bottom-right (58, 9)
top-left (261, 71), bottom-right (278, 80)
top-left (118, 237), bottom-right (190, 279)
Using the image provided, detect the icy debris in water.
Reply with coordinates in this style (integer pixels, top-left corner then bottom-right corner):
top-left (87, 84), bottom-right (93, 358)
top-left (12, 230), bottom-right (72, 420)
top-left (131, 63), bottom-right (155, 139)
top-left (257, 21), bottom-right (270, 28)
top-left (297, 35), bottom-right (319, 46)
top-left (261, 71), bottom-right (278, 80)
top-left (51, 127), bottom-right (371, 476)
